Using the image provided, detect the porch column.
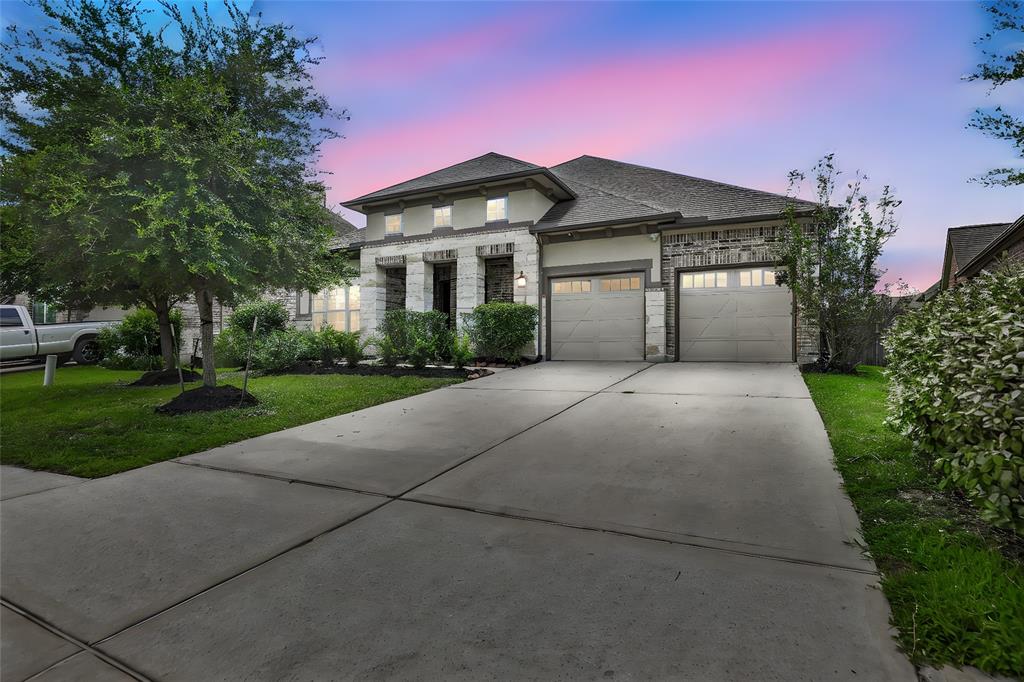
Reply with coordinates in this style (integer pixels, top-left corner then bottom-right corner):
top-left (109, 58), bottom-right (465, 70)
top-left (644, 288), bottom-right (668, 362)
top-left (404, 254), bottom-right (432, 313)
top-left (513, 233), bottom-right (541, 356)
top-left (456, 247), bottom-right (485, 329)
top-left (359, 249), bottom-right (386, 339)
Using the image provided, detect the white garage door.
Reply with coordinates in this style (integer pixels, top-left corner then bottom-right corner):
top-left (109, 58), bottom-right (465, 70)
top-left (677, 267), bottom-right (793, 362)
top-left (550, 273), bottom-right (645, 361)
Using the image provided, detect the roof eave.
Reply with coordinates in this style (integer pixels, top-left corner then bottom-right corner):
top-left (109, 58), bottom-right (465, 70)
top-left (955, 214), bottom-right (1024, 279)
top-left (343, 169), bottom-right (577, 212)
top-left (531, 212), bottom-right (683, 234)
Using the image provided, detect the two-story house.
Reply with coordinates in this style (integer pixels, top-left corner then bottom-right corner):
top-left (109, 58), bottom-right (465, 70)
top-left (341, 152), bottom-right (820, 364)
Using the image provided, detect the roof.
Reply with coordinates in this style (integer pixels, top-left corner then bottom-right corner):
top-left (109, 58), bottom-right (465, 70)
top-left (545, 155), bottom-right (818, 224)
top-left (344, 153), bottom-right (550, 206)
top-left (946, 222), bottom-right (1012, 269)
top-left (956, 214), bottom-right (1024, 278)
top-left (532, 175), bottom-right (680, 232)
top-left (327, 211), bottom-right (363, 250)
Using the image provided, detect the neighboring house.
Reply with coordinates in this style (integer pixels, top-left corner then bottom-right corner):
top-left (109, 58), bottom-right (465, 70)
top-left (342, 152), bottom-right (820, 363)
top-left (940, 215), bottom-right (1024, 291)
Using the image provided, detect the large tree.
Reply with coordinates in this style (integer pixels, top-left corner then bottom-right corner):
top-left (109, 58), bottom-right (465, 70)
top-left (1, 0), bottom-right (351, 383)
top-left (967, 0), bottom-right (1024, 186)
top-left (775, 155), bottom-right (904, 373)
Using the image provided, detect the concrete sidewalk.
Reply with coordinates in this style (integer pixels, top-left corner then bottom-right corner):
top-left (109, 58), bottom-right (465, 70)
top-left (1, 362), bottom-right (915, 681)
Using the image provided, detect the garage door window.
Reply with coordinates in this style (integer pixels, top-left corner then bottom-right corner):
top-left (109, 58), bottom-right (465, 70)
top-left (680, 271), bottom-right (727, 289)
top-left (739, 269), bottom-right (776, 287)
top-left (553, 280), bottom-right (591, 294)
top-left (599, 276), bottom-right (641, 292)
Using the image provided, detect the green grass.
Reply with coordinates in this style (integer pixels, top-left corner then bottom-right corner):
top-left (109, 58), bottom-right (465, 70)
top-left (804, 366), bottom-right (1024, 678)
top-left (0, 366), bottom-right (461, 478)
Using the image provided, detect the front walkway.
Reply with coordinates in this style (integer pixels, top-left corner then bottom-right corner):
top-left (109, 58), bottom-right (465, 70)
top-left (1, 362), bottom-right (914, 681)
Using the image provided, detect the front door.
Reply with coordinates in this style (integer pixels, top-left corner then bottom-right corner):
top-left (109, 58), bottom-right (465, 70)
top-left (434, 277), bottom-right (454, 327)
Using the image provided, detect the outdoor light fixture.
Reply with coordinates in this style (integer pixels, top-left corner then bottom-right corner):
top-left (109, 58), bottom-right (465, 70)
top-left (515, 271), bottom-right (527, 288)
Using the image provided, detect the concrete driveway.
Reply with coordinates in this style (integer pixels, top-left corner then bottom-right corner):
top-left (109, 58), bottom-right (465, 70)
top-left (1, 362), bottom-right (915, 681)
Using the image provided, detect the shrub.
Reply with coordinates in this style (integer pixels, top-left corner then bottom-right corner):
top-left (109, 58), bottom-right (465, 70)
top-left (213, 327), bottom-right (250, 369)
top-left (311, 325), bottom-right (347, 366)
top-left (251, 328), bottom-right (317, 373)
top-left (884, 265), bottom-right (1024, 533)
top-left (463, 302), bottom-right (538, 364)
top-left (375, 335), bottom-right (400, 367)
top-left (337, 331), bottom-right (368, 368)
top-left (408, 335), bottom-right (432, 370)
top-left (227, 300), bottom-right (289, 337)
top-left (450, 332), bottom-right (474, 369)
top-left (377, 309), bottom-right (451, 360)
top-left (98, 307), bottom-right (183, 369)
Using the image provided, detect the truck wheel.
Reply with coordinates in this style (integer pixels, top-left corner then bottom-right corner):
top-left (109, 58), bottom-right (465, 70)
top-left (72, 337), bottom-right (102, 365)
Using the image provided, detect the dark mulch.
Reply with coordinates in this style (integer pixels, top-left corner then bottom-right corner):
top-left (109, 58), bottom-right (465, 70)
top-left (130, 368), bottom-right (201, 387)
top-left (155, 384), bottom-right (258, 415)
top-left (283, 362), bottom-right (492, 380)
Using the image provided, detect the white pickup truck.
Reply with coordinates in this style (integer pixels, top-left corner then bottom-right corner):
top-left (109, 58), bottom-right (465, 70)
top-left (0, 305), bottom-right (112, 365)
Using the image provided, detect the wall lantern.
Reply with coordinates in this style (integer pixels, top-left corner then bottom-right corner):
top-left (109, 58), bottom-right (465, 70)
top-left (515, 271), bottom-right (527, 288)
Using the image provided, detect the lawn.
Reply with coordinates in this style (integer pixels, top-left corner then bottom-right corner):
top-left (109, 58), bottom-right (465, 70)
top-left (0, 366), bottom-right (461, 477)
top-left (804, 366), bottom-right (1024, 678)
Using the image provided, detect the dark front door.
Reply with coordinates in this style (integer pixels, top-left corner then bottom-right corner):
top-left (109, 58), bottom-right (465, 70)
top-left (433, 270), bottom-right (455, 327)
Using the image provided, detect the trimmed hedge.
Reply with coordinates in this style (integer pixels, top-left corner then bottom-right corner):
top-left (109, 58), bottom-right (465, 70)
top-left (463, 302), bottom-right (537, 364)
top-left (884, 266), bottom-right (1024, 533)
top-left (376, 309), bottom-right (451, 362)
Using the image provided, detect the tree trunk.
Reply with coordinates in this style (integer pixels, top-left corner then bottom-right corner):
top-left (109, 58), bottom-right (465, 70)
top-left (153, 298), bottom-right (176, 370)
top-left (195, 287), bottom-right (217, 387)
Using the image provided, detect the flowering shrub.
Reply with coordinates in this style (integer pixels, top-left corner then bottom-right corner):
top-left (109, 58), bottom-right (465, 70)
top-left (884, 266), bottom-right (1024, 532)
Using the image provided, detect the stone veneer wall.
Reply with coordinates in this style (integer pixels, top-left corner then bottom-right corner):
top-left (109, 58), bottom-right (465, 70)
top-left (661, 223), bottom-right (819, 365)
top-left (484, 257), bottom-right (514, 303)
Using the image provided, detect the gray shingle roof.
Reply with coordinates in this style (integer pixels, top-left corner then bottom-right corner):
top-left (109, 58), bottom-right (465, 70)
top-left (533, 176), bottom-right (678, 231)
top-left (327, 211), bottom-right (363, 250)
top-left (546, 155), bottom-right (817, 224)
top-left (947, 222), bottom-right (1012, 268)
top-left (346, 153), bottom-right (542, 204)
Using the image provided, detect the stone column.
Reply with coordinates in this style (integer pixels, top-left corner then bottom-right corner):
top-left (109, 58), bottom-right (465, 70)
top-left (359, 249), bottom-right (386, 340)
top-left (644, 288), bottom-right (668, 362)
top-left (404, 255), bottom-right (432, 312)
top-left (513, 233), bottom-right (541, 356)
top-left (456, 247), bottom-right (485, 330)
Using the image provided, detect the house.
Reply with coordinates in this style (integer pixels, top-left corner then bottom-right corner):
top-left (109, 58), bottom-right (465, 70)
top-left (339, 152), bottom-right (820, 364)
top-left (940, 214), bottom-right (1024, 291)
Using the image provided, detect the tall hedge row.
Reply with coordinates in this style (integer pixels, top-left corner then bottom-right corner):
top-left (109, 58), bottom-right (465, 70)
top-left (883, 266), bottom-right (1024, 533)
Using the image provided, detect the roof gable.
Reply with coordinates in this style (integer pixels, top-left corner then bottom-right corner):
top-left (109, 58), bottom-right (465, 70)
top-left (946, 222), bottom-right (1012, 268)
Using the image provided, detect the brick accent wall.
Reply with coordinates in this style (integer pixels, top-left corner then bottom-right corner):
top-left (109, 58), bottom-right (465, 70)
top-left (484, 256), bottom-right (514, 303)
top-left (661, 222), bottom-right (819, 364)
top-left (385, 269), bottom-right (407, 310)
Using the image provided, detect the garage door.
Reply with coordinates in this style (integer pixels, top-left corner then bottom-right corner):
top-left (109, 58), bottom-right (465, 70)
top-left (677, 267), bottom-right (793, 362)
top-left (550, 273), bottom-right (644, 361)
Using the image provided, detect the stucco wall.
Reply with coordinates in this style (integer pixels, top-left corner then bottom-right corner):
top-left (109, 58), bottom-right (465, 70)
top-left (542, 234), bottom-right (661, 281)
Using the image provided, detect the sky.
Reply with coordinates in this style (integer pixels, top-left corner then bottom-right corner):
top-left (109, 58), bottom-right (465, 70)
top-left (3, 0), bottom-right (1021, 290)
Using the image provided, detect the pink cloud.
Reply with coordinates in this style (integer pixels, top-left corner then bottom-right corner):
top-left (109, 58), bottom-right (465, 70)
top-left (324, 16), bottom-right (891, 202)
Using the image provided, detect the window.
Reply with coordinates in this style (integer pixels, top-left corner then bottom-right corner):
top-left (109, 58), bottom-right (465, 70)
top-left (599, 276), bottom-right (641, 292)
top-left (0, 308), bottom-right (23, 327)
top-left (385, 213), bottom-right (403, 235)
top-left (739, 269), bottom-right (776, 287)
top-left (552, 280), bottom-right (591, 294)
top-left (486, 196), bottom-right (508, 222)
top-left (312, 285), bottom-right (361, 332)
top-left (433, 205), bottom-right (452, 228)
top-left (680, 271), bottom-right (727, 289)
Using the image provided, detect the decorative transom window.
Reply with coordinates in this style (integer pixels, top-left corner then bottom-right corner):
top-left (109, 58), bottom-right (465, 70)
top-left (599, 276), bottom-right (641, 292)
top-left (385, 213), bottom-right (403, 234)
top-left (680, 271), bottom-right (728, 289)
top-left (552, 279), bottom-right (591, 294)
top-left (312, 285), bottom-right (361, 332)
top-left (433, 205), bottom-right (452, 228)
top-left (739, 269), bottom-right (776, 287)
top-left (486, 196), bottom-right (508, 222)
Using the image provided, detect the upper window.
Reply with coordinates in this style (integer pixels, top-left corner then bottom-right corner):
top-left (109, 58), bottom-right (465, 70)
top-left (433, 205), bottom-right (452, 228)
top-left (680, 272), bottom-right (728, 289)
top-left (739, 269), bottom-right (776, 287)
top-left (312, 285), bottom-right (361, 332)
top-left (385, 213), bottom-right (403, 235)
top-left (486, 196), bottom-right (508, 222)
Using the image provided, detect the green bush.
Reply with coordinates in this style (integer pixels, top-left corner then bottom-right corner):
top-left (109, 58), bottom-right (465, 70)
top-left (450, 332), bottom-right (474, 369)
top-left (463, 302), bottom-right (538, 364)
top-left (311, 325), bottom-right (347, 366)
top-left (408, 335), bottom-right (432, 370)
top-left (251, 328), bottom-right (317, 373)
top-left (884, 266), bottom-right (1024, 533)
top-left (375, 335), bottom-right (400, 367)
top-left (377, 309), bottom-right (451, 361)
top-left (227, 300), bottom-right (289, 337)
top-left (98, 308), bottom-right (183, 369)
top-left (337, 331), bottom-right (368, 368)
top-left (213, 327), bottom-right (250, 369)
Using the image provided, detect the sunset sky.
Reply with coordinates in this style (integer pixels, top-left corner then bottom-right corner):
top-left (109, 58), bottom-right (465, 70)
top-left (5, 0), bottom-right (1022, 289)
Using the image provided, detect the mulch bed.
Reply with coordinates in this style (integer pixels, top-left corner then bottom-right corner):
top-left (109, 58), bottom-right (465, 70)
top-left (131, 368), bottom-right (201, 387)
top-left (155, 385), bottom-right (258, 415)
top-left (283, 362), bottom-right (493, 380)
